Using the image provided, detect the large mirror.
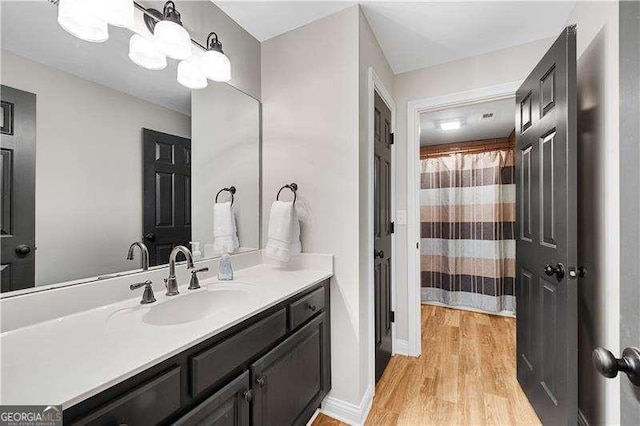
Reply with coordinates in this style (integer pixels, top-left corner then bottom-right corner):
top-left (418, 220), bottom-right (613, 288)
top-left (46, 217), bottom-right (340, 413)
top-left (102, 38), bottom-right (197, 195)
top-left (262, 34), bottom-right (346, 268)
top-left (0, 1), bottom-right (261, 296)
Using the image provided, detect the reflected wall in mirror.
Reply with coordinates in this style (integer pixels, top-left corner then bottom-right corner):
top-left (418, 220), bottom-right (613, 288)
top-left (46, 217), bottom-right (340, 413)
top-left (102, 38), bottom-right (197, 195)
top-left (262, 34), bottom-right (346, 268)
top-left (0, 1), bottom-right (261, 295)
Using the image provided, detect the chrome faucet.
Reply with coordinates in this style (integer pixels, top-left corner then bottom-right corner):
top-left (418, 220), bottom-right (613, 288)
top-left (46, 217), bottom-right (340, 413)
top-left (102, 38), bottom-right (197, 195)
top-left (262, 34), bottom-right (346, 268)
top-left (127, 241), bottom-right (150, 271)
top-left (165, 245), bottom-right (194, 296)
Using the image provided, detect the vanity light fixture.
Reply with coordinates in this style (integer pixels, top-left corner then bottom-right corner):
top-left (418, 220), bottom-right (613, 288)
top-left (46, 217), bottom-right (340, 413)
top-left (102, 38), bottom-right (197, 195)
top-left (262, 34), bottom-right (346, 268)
top-left (57, 0), bottom-right (109, 43)
top-left (148, 1), bottom-right (192, 60)
top-left (128, 34), bottom-right (167, 70)
top-left (177, 60), bottom-right (208, 90)
top-left (439, 119), bottom-right (462, 131)
top-left (200, 32), bottom-right (231, 82)
top-left (100, 0), bottom-right (134, 28)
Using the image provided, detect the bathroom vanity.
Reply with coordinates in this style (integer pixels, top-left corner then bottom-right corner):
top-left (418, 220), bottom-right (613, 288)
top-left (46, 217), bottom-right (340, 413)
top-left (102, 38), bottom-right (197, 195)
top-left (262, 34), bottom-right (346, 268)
top-left (0, 252), bottom-right (333, 426)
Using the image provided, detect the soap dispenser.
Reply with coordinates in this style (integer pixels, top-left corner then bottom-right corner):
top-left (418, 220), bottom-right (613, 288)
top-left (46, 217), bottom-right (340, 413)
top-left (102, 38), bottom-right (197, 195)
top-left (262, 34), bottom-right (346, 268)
top-left (190, 242), bottom-right (202, 261)
top-left (218, 253), bottom-right (233, 281)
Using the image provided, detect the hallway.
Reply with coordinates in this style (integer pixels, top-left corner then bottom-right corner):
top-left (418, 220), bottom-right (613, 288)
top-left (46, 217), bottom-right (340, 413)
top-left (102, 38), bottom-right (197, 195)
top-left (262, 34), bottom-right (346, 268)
top-left (314, 305), bottom-right (541, 425)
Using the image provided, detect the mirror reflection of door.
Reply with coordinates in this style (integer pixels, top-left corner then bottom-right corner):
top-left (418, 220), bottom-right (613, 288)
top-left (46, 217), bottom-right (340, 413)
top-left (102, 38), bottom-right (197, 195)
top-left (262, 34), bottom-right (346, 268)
top-left (515, 26), bottom-right (578, 425)
top-left (1, 85), bottom-right (36, 293)
top-left (143, 129), bottom-right (192, 266)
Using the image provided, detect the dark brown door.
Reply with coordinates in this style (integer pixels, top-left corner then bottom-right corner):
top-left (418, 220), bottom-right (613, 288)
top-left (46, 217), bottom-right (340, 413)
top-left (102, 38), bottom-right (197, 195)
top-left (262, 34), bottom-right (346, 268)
top-left (374, 91), bottom-right (392, 382)
top-left (1, 85), bottom-right (36, 293)
top-left (515, 26), bottom-right (578, 425)
top-left (143, 129), bottom-right (191, 266)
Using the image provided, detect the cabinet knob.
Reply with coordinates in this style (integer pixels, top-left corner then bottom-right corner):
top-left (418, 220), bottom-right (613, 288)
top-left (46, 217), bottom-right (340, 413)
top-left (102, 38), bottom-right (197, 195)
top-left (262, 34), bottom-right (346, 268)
top-left (243, 389), bottom-right (253, 402)
top-left (256, 376), bottom-right (266, 387)
top-left (307, 303), bottom-right (317, 312)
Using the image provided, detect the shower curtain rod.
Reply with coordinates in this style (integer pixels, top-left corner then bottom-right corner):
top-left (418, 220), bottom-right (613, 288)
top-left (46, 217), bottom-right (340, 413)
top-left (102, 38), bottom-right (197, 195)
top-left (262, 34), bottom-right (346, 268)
top-left (421, 136), bottom-right (515, 159)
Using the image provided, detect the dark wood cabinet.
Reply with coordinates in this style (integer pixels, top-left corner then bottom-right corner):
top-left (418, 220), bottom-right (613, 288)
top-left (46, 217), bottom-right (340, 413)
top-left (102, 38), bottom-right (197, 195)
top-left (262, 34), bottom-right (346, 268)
top-left (63, 280), bottom-right (331, 426)
top-left (175, 371), bottom-right (250, 426)
top-left (251, 313), bottom-right (329, 426)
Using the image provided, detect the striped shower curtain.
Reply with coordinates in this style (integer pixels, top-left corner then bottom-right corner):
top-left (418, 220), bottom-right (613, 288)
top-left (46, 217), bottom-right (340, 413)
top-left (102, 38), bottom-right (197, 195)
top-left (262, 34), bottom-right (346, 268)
top-left (420, 149), bottom-right (516, 314)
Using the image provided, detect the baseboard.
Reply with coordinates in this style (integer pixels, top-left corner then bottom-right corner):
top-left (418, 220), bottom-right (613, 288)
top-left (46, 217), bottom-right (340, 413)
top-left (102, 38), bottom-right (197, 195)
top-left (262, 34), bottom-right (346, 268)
top-left (394, 339), bottom-right (409, 356)
top-left (321, 384), bottom-right (373, 425)
top-left (578, 408), bottom-right (590, 426)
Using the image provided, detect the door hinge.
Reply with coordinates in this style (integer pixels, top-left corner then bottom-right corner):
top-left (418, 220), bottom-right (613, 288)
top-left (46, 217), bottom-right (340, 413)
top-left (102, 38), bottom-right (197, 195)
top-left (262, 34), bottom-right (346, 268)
top-left (416, 241), bottom-right (420, 249)
top-left (390, 221), bottom-right (395, 234)
top-left (389, 133), bottom-right (394, 145)
top-left (390, 311), bottom-right (395, 323)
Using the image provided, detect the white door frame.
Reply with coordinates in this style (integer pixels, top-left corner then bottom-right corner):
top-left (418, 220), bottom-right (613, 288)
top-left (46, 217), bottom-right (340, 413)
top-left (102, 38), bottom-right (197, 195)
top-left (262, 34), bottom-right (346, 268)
top-left (367, 67), bottom-right (396, 391)
top-left (405, 81), bottom-right (522, 357)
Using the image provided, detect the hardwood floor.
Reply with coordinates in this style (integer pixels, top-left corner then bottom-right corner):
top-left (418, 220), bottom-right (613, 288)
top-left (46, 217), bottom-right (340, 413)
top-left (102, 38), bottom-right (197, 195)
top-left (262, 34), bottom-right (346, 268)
top-left (312, 305), bottom-right (541, 425)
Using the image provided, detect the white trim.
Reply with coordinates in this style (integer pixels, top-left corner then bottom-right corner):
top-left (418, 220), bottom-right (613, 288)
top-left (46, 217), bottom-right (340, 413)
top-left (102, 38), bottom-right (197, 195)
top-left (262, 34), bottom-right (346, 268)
top-left (405, 81), bottom-right (522, 358)
top-left (367, 67), bottom-right (396, 395)
top-left (394, 339), bottom-right (409, 356)
top-left (321, 384), bottom-right (373, 426)
top-left (306, 409), bottom-right (321, 426)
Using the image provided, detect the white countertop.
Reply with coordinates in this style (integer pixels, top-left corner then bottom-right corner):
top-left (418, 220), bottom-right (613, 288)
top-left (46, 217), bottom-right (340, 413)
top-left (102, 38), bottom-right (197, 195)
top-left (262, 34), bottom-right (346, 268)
top-left (0, 261), bottom-right (332, 409)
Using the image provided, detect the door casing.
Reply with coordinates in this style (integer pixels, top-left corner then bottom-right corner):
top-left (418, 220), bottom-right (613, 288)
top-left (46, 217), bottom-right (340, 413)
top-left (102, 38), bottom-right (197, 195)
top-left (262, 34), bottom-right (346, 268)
top-left (406, 81), bottom-right (521, 357)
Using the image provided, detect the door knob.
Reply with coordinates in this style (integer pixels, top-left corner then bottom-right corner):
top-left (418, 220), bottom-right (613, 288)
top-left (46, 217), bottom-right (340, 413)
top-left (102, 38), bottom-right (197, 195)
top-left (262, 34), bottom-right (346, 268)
top-left (592, 347), bottom-right (640, 386)
top-left (144, 233), bottom-right (156, 242)
top-left (15, 244), bottom-right (31, 256)
top-left (544, 263), bottom-right (565, 280)
top-left (374, 250), bottom-right (385, 259)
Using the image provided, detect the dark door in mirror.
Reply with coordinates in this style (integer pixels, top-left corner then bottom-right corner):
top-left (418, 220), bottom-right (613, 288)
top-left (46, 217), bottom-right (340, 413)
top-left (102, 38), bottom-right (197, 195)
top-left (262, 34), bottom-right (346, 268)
top-left (143, 128), bottom-right (191, 266)
top-left (1, 85), bottom-right (36, 293)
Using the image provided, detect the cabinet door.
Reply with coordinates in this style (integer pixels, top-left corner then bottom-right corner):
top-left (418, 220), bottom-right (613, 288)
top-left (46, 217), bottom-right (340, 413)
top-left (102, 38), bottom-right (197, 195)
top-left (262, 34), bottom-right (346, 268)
top-left (251, 313), bottom-right (329, 426)
top-left (175, 371), bottom-right (250, 426)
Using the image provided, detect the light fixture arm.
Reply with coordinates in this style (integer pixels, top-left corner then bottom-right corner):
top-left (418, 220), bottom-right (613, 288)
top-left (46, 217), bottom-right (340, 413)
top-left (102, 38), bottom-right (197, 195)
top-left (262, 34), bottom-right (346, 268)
top-left (135, 1), bottom-right (209, 51)
top-left (207, 32), bottom-right (224, 53)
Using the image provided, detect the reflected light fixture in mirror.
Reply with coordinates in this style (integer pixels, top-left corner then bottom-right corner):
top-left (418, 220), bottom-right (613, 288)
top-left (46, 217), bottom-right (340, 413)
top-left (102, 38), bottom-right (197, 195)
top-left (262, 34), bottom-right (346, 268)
top-left (153, 1), bottom-right (192, 60)
top-left (100, 0), bottom-right (134, 28)
top-left (178, 60), bottom-right (208, 89)
top-left (200, 32), bottom-right (231, 82)
top-left (129, 34), bottom-right (167, 70)
top-left (57, 0), bottom-right (109, 43)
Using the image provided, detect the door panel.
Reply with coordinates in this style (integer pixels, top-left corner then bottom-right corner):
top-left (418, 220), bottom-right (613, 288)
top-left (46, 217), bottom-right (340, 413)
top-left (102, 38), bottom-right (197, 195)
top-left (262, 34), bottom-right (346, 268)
top-left (515, 26), bottom-right (577, 425)
top-left (374, 92), bottom-right (392, 382)
top-left (619, 1), bottom-right (640, 422)
top-left (143, 129), bottom-right (191, 266)
top-left (0, 85), bottom-right (36, 292)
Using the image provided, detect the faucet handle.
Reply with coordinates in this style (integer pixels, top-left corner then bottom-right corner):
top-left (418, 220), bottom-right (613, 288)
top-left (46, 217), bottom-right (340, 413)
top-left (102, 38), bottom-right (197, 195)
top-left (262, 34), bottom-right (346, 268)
top-left (189, 267), bottom-right (209, 290)
top-left (130, 280), bottom-right (156, 304)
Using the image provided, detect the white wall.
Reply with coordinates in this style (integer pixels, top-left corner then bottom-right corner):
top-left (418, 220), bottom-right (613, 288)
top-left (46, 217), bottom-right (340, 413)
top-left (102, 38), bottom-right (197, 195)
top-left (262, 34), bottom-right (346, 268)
top-left (567, 2), bottom-right (620, 425)
top-left (0, 50), bottom-right (191, 286)
top-left (192, 83), bottom-right (260, 253)
top-left (358, 7), bottom-right (394, 399)
top-left (261, 6), bottom-right (363, 406)
top-left (392, 37), bottom-right (554, 341)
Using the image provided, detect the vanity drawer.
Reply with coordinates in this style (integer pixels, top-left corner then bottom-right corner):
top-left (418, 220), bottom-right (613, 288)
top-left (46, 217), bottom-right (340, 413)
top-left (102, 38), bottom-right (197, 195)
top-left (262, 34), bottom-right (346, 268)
top-left (289, 287), bottom-right (325, 330)
top-left (70, 366), bottom-right (181, 426)
top-left (190, 309), bottom-right (287, 397)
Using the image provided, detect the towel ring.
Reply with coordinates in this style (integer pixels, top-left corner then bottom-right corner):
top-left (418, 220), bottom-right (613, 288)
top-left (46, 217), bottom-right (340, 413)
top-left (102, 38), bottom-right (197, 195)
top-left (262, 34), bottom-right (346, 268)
top-left (276, 183), bottom-right (298, 205)
top-left (215, 186), bottom-right (236, 205)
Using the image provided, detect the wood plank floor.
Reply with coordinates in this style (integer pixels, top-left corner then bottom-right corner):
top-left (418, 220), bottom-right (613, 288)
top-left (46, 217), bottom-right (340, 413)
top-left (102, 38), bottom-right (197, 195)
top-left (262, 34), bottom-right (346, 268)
top-left (312, 305), bottom-right (541, 425)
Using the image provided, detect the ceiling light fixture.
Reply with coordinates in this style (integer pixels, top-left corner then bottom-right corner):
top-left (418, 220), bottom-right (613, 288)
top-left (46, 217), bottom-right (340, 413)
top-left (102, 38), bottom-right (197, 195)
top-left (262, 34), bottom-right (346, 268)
top-left (128, 34), bottom-right (167, 70)
top-left (57, 0), bottom-right (109, 43)
top-left (200, 32), bottom-right (231, 82)
top-left (100, 0), bottom-right (134, 28)
top-left (177, 60), bottom-right (208, 90)
top-left (148, 1), bottom-right (192, 60)
top-left (439, 120), bottom-right (462, 131)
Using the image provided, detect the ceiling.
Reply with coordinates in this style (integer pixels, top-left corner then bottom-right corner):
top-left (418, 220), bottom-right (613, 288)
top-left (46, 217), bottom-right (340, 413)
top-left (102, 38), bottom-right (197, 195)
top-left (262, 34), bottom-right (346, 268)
top-left (420, 97), bottom-right (515, 146)
top-left (216, 1), bottom-right (575, 74)
top-left (1, 1), bottom-right (192, 115)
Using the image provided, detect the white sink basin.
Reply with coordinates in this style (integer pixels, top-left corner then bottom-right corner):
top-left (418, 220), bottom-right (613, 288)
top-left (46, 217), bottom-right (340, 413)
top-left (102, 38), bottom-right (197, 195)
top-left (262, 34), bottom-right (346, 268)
top-left (106, 283), bottom-right (259, 328)
top-left (142, 287), bottom-right (250, 326)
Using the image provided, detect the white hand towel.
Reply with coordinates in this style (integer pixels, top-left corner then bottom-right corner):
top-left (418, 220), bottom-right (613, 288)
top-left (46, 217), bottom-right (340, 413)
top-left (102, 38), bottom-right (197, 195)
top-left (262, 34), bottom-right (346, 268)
top-left (265, 201), bottom-right (301, 262)
top-left (213, 202), bottom-right (239, 254)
